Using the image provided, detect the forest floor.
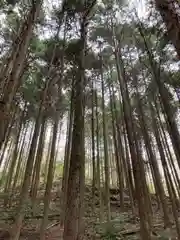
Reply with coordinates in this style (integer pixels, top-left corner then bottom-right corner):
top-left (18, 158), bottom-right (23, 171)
top-left (0, 181), bottom-right (178, 239)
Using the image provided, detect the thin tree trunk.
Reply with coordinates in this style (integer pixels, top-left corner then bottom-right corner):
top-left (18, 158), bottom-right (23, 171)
top-left (113, 33), bottom-right (152, 238)
top-left (0, 2), bottom-right (42, 146)
top-left (31, 116), bottom-right (46, 212)
top-left (60, 83), bottom-right (74, 226)
top-left (139, 25), bottom-right (180, 167)
top-left (95, 90), bottom-right (103, 222)
top-left (91, 80), bottom-right (96, 198)
top-left (40, 115), bottom-right (60, 239)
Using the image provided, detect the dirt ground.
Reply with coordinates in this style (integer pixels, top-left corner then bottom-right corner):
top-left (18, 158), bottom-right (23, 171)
top-left (0, 182), bottom-right (178, 239)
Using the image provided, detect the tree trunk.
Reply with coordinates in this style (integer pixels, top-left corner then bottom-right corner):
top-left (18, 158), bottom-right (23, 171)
top-left (139, 25), bottom-right (180, 167)
top-left (63, 8), bottom-right (88, 240)
top-left (100, 55), bottom-right (111, 222)
top-left (113, 33), bottom-right (152, 239)
top-left (91, 80), bottom-right (96, 199)
top-left (0, 1), bottom-right (42, 146)
top-left (40, 115), bottom-right (60, 239)
top-left (31, 116), bottom-right (46, 212)
top-left (60, 83), bottom-right (74, 226)
top-left (155, 0), bottom-right (180, 59)
top-left (95, 89), bottom-right (103, 222)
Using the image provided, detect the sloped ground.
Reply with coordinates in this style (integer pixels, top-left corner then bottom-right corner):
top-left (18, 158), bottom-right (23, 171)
top-left (0, 182), bottom-right (178, 239)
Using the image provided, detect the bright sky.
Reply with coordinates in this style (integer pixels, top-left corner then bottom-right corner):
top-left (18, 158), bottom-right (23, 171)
top-left (129, 0), bottom-right (147, 19)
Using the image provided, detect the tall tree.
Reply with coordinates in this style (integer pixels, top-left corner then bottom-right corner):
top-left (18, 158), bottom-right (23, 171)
top-left (155, 0), bottom-right (180, 58)
top-left (63, 1), bottom-right (97, 239)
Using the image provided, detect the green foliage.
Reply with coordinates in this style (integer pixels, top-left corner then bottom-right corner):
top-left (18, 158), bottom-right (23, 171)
top-left (158, 32), bottom-right (169, 52)
top-left (90, 26), bottom-right (113, 44)
top-left (65, 39), bottom-right (82, 63)
top-left (166, 71), bottom-right (180, 88)
top-left (20, 67), bottom-right (43, 105)
top-left (97, 222), bottom-right (118, 240)
top-left (42, 38), bottom-right (65, 65)
top-left (54, 162), bottom-right (64, 178)
top-left (101, 230), bottom-right (117, 240)
top-left (0, 172), bottom-right (7, 187)
top-left (30, 36), bottom-right (46, 57)
top-left (96, 216), bottom-right (126, 240)
top-left (63, 0), bottom-right (97, 15)
top-left (6, 0), bottom-right (18, 6)
top-left (158, 228), bottom-right (176, 240)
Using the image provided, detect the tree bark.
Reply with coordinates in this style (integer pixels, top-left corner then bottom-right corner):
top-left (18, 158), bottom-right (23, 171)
top-left (155, 0), bottom-right (180, 59)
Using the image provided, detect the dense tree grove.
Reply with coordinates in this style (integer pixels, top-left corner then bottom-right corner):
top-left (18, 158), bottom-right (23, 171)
top-left (0, 0), bottom-right (180, 239)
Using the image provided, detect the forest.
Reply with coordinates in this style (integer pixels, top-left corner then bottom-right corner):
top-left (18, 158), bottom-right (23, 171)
top-left (0, 0), bottom-right (180, 239)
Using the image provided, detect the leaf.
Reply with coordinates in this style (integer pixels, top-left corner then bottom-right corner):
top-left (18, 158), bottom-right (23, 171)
top-left (158, 227), bottom-right (175, 239)
top-left (158, 32), bottom-right (170, 51)
top-left (90, 26), bottom-right (113, 43)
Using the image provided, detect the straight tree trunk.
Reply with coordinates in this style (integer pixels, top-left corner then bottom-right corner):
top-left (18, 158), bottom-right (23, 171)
top-left (155, 0), bottom-right (180, 59)
top-left (108, 81), bottom-right (124, 210)
top-left (12, 123), bottom-right (29, 190)
top-left (60, 82), bottom-right (74, 226)
top-left (139, 25), bottom-right (180, 167)
top-left (31, 116), bottom-right (46, 212)
top-left (0, 1), bottom-right (42, 146)
top-left (112, 32), bottom-right (152, 239)
top-left (100, 55), bottom-right (111, 222)
top-left (63, 9), bottom-right (87, 240)
top-left (95, 89), bottom-right (103, 222)
top-left (40, 114), bottom-right (60, 239)
top-left (133, 72), bottom-right (171, 226)
top-left (91, 80), bottom-right (96, 198)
